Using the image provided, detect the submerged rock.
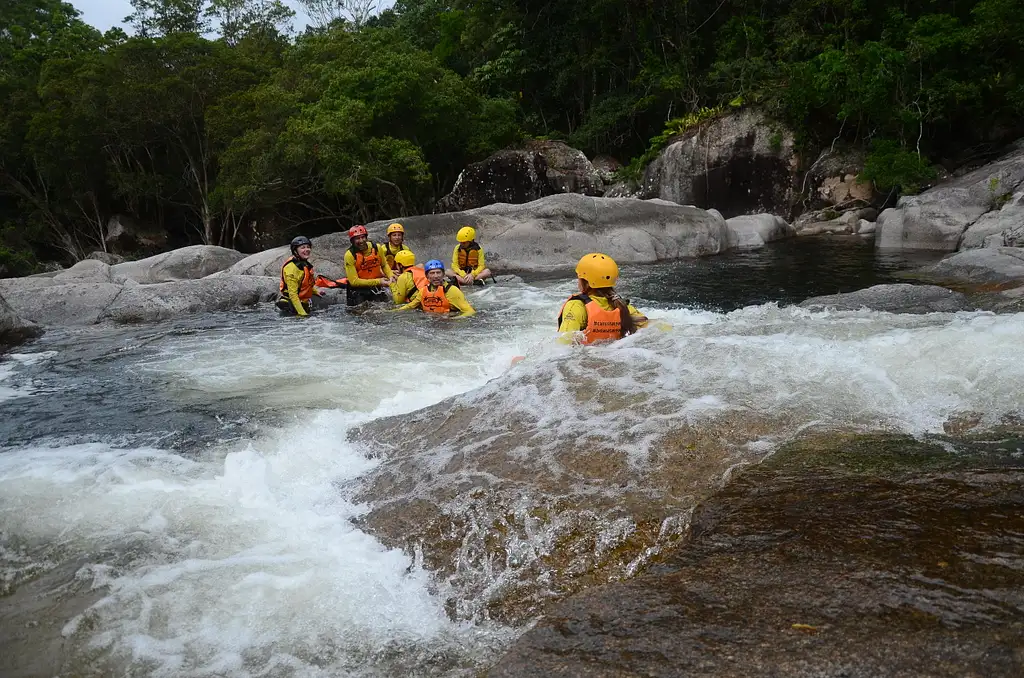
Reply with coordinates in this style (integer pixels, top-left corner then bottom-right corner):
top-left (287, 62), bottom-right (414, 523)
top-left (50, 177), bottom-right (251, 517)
top-left (799, 283), bottom-right (974, 314)
top-left (488, 433), bottom-right (1024, 677)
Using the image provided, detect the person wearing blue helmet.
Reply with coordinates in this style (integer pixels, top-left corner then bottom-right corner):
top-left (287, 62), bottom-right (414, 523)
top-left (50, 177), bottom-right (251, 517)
top-left (396, 259), bottom-right (476, 317)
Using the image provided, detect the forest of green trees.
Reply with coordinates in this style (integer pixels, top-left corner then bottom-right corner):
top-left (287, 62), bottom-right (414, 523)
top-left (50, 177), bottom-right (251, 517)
top-left (2, 0), bottom-right (1021, 272)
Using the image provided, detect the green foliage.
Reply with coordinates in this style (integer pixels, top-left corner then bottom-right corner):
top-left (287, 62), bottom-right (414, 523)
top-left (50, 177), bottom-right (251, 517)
top-left (617, 106), bottom-right (725, 182)
top-left (3, 0), bottom-right (1024, 267)
top-left (861, 140), bottom-right (937, 195)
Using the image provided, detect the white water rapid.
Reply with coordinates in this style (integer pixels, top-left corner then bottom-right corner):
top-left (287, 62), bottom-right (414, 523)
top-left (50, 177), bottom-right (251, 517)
top-left (1, 269), bottom-right (1023, 677)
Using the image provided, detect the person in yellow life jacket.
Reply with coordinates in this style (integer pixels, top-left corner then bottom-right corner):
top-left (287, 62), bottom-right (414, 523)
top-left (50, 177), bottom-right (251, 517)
top-left (276, 236), bottom-right (326, 317)
top-left (450, 226), bottom-right (492, 286)
top-left (344, 224), bottom-right (393, 307)
top-left (380, 223), bottom-right (411, 270)
top-left (389, 249), bottom-right (427, 305)
top-left (396, 259), bottom-right (476, 317)
top-left (557, 253), bottom-right (648, 344)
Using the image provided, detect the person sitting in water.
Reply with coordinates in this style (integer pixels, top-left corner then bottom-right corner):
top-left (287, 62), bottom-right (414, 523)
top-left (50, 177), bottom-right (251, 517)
top-left (450, 226), bottom-right (492, 286)
top-left (381, 222), bottom-right (411, 270)
top-left (344, 225), bottom-right (393, 306)
top-left (276, 236), bottom-right (326, 317)
top-left (557, 253), bottom-right (648, 344)
top-left (396, 259), bottom-right (476, 317)
top-left (390, 249), bottom-right (427, 305)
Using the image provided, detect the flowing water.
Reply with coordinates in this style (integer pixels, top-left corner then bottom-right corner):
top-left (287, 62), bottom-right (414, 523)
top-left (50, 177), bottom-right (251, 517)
top-left (0, 237), bottom-right (1021, 676)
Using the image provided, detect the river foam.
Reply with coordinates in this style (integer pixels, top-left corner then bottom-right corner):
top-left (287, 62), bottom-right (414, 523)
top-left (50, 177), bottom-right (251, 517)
top-left (1, 275), bottom-right (1022, 675)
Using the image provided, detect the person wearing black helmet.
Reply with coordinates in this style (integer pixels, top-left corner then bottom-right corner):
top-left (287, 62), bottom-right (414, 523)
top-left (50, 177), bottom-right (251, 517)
top-left (276, 236), bottom-right (326, 317)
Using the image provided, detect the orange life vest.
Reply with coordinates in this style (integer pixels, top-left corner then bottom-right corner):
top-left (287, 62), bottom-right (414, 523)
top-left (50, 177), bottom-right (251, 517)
top-left (456, 242), bottom-right (481, 273)
top-left (351, 241), bottom-right (384, 279)
top-left (557, 294), bottom-right (623, 344)
top-left (279, 257), bottom-right (316, 301)
top-left (420, 282), bottom-right (452, 314)
top-left (409, 265), bottom-right (427, 290)
top-left (382, 242), bottom-right (407, 269)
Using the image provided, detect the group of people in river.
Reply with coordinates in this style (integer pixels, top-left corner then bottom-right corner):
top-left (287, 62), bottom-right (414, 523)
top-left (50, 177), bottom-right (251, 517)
top-left (277, 223), bottom-right (648, 344)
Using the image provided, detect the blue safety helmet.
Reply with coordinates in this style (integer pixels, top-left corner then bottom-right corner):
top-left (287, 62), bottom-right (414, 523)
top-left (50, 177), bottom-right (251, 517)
top-left (424, 259), bottom-right (445, 273)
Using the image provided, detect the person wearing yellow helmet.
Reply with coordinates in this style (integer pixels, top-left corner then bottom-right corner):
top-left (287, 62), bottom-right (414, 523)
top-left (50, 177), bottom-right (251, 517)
top-left (557, 253), bottom-right (648, 344)
top-left (381, 223), bottom-right (411, 270)
top-left (450, 225), bottom-right (492, 286)
top-left (389, 249), bottom-right (428, 305)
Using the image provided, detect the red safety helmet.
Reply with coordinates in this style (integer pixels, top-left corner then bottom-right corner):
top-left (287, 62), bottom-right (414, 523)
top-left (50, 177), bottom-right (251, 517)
top-left (348, 225), bottom-right (368, 239)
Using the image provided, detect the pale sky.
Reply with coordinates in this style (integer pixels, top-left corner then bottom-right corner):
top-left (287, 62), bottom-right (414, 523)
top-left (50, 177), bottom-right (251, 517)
top-left (69, 1), bottom-right (393, 34)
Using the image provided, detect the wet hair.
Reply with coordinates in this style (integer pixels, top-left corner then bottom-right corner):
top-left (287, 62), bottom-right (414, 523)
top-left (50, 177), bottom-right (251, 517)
top-left (582, 282), bottom-right (636, 338)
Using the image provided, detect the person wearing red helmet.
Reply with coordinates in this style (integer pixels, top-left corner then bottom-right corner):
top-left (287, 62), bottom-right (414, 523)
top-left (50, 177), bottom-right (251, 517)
top-left (343, 224), bottom-right (393, 307)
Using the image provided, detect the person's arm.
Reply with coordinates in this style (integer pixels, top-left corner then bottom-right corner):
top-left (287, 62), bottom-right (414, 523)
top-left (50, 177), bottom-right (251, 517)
top-left (344, 249), bottom-right (381, 288)
top-left (393, 289), bottom-right (422, 311)
top-left (390, 272), bottom-right (415, 304)
top-left (627, 303), bottom-right (649, 328)
top-left (451, 244), bottom-right (463, 275)
top-left (472, 247), bottom-right (486, 277)
top-left (283, 263), bottom-right (308, 316)
top-left (557, 299), bottom-right (586, 334)
top-left (445, 286), bottom-right (476, 317)
top-left (378, 244), bottom-right (394, 280)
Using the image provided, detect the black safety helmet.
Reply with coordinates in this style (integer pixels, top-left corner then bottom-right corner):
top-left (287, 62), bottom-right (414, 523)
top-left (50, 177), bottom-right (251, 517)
top-left (290, 236), bottom-right (312, 255)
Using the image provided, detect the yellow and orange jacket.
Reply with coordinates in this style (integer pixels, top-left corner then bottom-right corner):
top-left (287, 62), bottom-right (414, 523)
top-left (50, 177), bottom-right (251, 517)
top-left (451, 242), bottom-right (486, 277)
top-left (344, 241), bottom-right (393, 288)
top-left (279, 257), bottom-right (319, 316)
top-left (390, 265), bottom-right (427, 305)
top-left (557, 294), bottom-right (647, 344)
top-left (398, 281), bottom-right (476, 317)
top-left (380, 241), bottom-right (411, 270)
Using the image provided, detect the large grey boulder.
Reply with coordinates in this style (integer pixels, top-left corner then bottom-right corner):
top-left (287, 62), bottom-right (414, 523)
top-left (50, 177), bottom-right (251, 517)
top-left (877, 142), bottom-right (1024, 251)
top-left (437, 141), bottom-right (605, 213)
top-left (0, 279), bottom-right (123, 325)
top-left (639, 108), bottom-right (797, 218)
top-left (110, 245), bottom-right (246, 284)
top-left (521, 140), bottom-right (603, 196)
top-left (53, 259), bottom-right (112, 283)
top-left (436, 150), bottom-right (551, 213)
top-left (799, 284), bottom-right (974, 314)
top-left (0, 293), bottom-right (42, 346)
top-left (918, 247), bottom-right (1024, 285)
top-left (959, 191), bottom-right (1024, 249)
top-left (725, 214), bottom-right (794, 250)
top-left (100, 276), bottom-right (279, 324)
top-left (368, 194), bottom-right (730, 273)
top-left (218, 233), bottom-right (349, 279)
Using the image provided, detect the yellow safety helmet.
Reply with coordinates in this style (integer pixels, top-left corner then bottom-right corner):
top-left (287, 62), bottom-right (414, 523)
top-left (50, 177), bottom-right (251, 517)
top-left (456, 226), bottom-right (476, 242)
top-left (387, 223), bottom-right (405, 235)
top-left (394, 249), bottom-right (416, 268)
top-left (575, 253), bottom-right (619, 287)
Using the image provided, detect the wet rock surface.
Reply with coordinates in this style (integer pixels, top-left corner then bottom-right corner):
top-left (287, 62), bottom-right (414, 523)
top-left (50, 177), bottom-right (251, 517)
top-left (488, 433), bottom-right (1024, 677)
top-left (799, 283), bottom-right (974, 314)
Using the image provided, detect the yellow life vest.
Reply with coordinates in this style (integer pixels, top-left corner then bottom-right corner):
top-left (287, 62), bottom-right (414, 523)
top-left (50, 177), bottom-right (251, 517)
top-left (456, 242), bottom-right (481, 273)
